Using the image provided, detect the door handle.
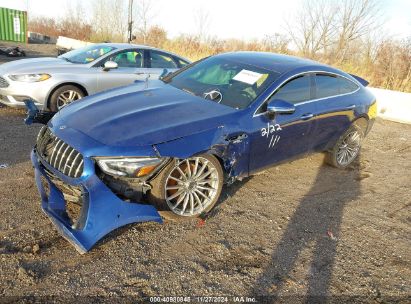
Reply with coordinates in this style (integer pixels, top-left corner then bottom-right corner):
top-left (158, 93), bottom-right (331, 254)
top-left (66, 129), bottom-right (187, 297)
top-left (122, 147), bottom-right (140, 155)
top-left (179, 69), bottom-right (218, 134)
top-left (300, 113), bottom-right (314, 120)
top-left (135, 72), bottom-right (146, 75)
top-left (346, 104), bottom-right (356, 109)
top-left (226, 133), bottom-right (248, 144)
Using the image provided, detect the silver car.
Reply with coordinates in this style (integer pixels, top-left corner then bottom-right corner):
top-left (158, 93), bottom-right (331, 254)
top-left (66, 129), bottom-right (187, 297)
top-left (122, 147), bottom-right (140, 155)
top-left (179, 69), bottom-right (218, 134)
top-left (0, 43), bottom-right (190, 111)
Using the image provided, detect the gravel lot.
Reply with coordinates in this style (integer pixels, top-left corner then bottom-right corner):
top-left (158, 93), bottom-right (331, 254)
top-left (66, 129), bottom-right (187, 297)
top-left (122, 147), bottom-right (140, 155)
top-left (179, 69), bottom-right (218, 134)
top-left (0, 42), bottom-right (57, 64)
top-left (0, 47), bottom-right (410, 303)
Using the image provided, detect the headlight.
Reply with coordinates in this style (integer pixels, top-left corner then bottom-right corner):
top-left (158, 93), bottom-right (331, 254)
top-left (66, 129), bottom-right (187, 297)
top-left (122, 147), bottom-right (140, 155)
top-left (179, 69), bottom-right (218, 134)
top-left (8, 74), bottom-right (51, 82)
top-left (96, 157), bottom-right (167, 178)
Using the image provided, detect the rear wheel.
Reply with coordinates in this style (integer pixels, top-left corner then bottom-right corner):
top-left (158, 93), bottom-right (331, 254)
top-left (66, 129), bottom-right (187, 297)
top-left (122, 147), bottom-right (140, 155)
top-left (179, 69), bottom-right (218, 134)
top-left (325, 123), bottom-right (364, 169)
top-left (148, 154), bottom-right (223, 220)
top-left (49, 85), bottom-right (84, 111)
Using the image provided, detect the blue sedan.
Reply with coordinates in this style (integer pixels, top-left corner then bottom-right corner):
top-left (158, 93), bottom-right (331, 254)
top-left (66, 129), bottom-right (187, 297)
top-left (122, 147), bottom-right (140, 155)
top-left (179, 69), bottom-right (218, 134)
top-left (29, 52), bottom-right (377, 252)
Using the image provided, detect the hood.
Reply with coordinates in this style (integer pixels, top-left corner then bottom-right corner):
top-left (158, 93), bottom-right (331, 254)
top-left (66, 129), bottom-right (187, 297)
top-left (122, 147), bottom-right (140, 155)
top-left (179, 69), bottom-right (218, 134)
top-left (0, 57), bottom-right (79, 74)
top-left (52, 81), bottom-right (237, 147)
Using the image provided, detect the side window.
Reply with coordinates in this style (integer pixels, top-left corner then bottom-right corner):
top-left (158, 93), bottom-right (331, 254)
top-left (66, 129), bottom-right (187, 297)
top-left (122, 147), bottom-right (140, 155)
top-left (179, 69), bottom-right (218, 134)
top-left (150, 51), bottom-right (178, 69)
top-left (109, 50), bottom-right (144, 68)
top-left (315, 74), bottom-right (358, 99)
top-left (271, 75), bottom-right (311, 104)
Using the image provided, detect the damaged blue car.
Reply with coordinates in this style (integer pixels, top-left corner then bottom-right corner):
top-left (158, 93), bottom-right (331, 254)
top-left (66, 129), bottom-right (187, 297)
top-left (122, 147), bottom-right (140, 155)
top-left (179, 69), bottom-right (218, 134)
top-left (28, 52), bottom-right (377, 253)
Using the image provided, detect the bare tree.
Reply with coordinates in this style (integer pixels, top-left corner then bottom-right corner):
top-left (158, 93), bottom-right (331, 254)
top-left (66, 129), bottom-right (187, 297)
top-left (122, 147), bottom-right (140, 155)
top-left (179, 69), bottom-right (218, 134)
top-left (141, 25), bottom-right (167, 48)
top-left (134, 0), bottom-right (155, 44)
top-left (29, 1), bottom-right (93, 41)
top-left (91, 0), bottom-right (128, 42)
top-left (287, 0), bottom-right (380, 61)
top-left (194, 8), bottom-right (211, 43)
top-left (334, 0), bottom-right (381, 62)
top-left (286, 0), bottom-right (338, 58)
top-left (60, 1), bottom-right (93, 41)
top-left (261, 33), bottom-right (290, 53)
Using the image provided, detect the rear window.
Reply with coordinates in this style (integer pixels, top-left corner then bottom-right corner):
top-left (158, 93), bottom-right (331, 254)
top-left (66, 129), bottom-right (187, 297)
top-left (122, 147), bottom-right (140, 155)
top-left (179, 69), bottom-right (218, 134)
top-left (315, 74), bottom-right (359, 99)
top-left (150, 51), bottom-right (178, 69)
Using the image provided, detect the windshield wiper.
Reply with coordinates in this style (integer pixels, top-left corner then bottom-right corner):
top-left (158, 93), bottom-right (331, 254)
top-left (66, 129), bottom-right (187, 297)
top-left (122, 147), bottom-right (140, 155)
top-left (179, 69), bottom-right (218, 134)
top-left (182, 88), bottom-right (196, 96)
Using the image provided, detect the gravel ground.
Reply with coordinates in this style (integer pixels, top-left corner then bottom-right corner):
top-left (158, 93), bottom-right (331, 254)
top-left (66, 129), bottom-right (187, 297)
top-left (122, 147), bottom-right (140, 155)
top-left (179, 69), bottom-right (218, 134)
top-left (0, 107), bottom-right (410, 303)
top-left (0, 47), bottom-right (410, 303)
top-left (0, 42), bottom-right (57, 64)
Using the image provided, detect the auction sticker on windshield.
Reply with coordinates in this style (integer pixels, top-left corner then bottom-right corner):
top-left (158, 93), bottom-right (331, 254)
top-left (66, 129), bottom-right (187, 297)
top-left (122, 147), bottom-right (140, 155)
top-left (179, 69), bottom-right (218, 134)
top-left (233, 69), bottom-right (263, 85)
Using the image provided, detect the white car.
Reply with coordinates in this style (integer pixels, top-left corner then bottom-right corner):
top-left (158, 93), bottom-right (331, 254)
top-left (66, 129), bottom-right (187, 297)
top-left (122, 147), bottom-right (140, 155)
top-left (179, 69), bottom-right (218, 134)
top-left (0, 43), bottom-right (190, 111)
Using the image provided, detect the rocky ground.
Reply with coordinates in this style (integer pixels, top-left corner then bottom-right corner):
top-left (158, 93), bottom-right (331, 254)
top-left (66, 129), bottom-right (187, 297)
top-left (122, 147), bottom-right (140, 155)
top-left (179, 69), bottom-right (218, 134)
top-left (0, 45), bottom-right (410, 303)
top-left (0, 106), bottom-right (410, 303)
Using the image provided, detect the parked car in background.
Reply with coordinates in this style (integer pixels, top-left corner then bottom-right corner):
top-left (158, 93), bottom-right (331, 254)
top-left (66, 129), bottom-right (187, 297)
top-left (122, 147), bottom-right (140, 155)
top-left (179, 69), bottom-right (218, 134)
top-left (28, 52), bottom-right (376, 252)
top-left (0, 43), bottom-right (190, 111)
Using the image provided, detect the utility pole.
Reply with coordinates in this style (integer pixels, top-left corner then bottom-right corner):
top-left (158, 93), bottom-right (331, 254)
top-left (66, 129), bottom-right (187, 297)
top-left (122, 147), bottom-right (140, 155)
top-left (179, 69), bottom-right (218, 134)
top-left (127, 0), bottom-right (134, 43)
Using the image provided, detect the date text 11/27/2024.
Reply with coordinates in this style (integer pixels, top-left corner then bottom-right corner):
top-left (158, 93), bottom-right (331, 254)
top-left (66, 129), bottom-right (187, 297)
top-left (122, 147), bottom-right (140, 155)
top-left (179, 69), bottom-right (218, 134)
top-left (149, 296), bottom-right (257, 302)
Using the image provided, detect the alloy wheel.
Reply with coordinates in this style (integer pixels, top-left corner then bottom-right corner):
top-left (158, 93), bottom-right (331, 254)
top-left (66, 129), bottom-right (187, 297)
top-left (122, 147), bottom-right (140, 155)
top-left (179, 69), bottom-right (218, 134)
top-left (336, 130), bottom-right (361, 166)
top-left (164, 157), bottom-right (220, 216)
top-left (57, 90), bottom-right (82, 109)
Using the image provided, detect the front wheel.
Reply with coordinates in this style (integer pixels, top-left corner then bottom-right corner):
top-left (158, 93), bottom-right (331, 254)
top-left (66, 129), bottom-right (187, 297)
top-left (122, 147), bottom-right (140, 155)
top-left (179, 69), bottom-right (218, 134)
top-left (49, 85), bottom-right (84, 111)
top-left (148, 154), bottom-right (224, 220)
top-left (325, 123), bottom-right (364, 169)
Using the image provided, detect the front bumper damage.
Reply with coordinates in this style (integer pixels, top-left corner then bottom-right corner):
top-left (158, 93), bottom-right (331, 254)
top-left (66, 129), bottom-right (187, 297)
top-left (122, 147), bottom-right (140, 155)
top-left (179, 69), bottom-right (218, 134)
top-left (31, 151), bottom-right (162, 254)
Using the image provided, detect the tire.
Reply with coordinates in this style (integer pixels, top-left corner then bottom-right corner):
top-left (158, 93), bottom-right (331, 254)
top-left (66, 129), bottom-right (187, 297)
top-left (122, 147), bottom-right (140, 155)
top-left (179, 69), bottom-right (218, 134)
top-left (325, 123), bottom-right (365, 169)
top-left (49, 85), bottom-right (85, 112)
top-left (148, 154), bottom-right (224, 220)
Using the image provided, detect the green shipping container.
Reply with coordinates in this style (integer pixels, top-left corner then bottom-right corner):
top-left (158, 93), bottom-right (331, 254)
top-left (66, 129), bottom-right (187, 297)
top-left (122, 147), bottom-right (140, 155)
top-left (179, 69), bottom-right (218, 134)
top-left (0, 7), bottom-right (27, 43)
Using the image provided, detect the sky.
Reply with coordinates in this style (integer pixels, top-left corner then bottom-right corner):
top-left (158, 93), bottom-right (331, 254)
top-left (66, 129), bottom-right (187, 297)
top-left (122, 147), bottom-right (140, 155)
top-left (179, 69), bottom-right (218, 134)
top-left (1, 0), bottom-right (410, 40)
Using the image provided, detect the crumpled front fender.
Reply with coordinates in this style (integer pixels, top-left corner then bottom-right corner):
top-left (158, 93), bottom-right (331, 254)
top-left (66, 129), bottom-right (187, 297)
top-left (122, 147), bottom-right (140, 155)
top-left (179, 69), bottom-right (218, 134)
top-left (155, 126), bottom-right (250, 180)
top-left (31, 151), bottom-right (162, 254)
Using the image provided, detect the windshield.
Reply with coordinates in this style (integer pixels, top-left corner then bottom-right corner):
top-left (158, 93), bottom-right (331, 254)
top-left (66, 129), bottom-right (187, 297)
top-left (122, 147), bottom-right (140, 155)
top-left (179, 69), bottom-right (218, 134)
top-left (59, 45), bottom-right (115, 64)
top-left (166, 56), bottom-right (280, 109)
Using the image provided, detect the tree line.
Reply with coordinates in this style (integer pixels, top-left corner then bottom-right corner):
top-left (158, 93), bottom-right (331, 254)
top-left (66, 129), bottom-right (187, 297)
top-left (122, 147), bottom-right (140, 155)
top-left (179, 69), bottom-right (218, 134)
top-left (28, 0), bottom-right (411, 92)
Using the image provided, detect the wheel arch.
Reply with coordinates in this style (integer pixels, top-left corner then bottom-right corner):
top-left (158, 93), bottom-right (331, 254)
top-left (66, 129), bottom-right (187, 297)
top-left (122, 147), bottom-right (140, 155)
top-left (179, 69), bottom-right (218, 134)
top-left (155, 128), bottom-right (250, 182)
top-left (204, 151), bottom-right (230, 180)
top-left (352, 115), bottom-right (369, 134)
top-left (325, 115), bottom-right (369, 152)
top-left (46, 82), bottom-right (89, 110)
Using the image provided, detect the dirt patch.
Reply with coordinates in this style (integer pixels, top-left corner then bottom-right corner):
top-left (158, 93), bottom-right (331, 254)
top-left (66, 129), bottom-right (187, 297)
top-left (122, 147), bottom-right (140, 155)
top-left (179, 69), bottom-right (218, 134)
top-left (0, 105), bottom-right (410, 302)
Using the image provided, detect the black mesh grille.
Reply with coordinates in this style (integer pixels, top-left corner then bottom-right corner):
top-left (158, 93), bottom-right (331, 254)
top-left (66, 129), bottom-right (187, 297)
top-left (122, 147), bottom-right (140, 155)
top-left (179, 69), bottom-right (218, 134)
top-left (36, 127), bottom-right (84, 178)
top-left (0, 76), bottom-right (9, 88)
top-left (43, 167), bottom-right (87, 229)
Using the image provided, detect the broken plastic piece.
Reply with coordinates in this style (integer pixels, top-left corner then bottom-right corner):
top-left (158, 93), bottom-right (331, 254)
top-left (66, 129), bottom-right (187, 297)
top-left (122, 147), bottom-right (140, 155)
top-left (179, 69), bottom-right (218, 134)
top-left (327, 230), bottom-right (337, 240)
top-left (24, 99), bottom-right (55, 125)
top-left (31, 151), bottom-right (162, 253)
top-left (196, 219), bottom-right (206, 228)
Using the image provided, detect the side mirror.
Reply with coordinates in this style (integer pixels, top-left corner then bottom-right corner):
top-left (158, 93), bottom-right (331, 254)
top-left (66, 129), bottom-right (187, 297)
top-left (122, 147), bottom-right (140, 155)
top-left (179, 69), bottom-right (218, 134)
top-left (102, 61), bottom-right (118, 71)
top-left (267, 99), bottom-right (295, 115)
top-left (160, 68), bottom-right (169, 78)
top-left (160, 68), bottom-right (174, 80)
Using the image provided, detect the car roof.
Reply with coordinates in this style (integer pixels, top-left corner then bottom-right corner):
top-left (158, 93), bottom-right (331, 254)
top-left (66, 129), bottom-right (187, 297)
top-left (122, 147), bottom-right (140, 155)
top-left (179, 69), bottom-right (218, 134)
top-left (93, 43), bottom-right (191, 62)
top-left (215, 51), bottom-right (329, 74)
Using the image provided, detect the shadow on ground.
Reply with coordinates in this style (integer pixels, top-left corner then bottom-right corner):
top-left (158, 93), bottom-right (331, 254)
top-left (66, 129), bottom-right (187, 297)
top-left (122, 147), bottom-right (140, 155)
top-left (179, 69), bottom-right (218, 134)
top-left (252, 156), bottom-right (362, 302)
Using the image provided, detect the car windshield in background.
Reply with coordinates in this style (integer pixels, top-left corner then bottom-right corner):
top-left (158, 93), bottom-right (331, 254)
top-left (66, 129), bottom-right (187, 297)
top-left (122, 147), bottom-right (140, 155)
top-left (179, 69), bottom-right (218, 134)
top-left (166, 57), bottom-right (279, 109)
top-left (59, 45), bottom-right (115, 64)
